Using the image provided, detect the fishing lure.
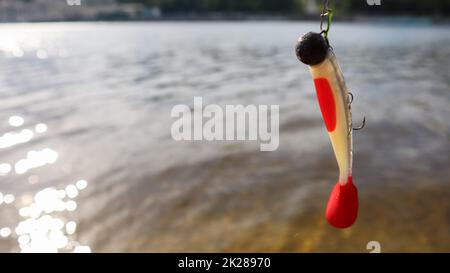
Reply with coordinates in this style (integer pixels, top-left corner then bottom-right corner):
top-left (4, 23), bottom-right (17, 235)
top-left (294, 4), bottom-right (364, 228)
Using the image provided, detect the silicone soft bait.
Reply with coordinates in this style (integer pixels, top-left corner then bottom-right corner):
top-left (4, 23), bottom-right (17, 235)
top-left (295, 32), bottom-right (358, 228)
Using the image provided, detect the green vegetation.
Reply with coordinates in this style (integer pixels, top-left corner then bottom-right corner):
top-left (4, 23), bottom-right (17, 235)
top-left (119, 0), bottom-right (302, 14)
top-left (338, 0), bottom-right (450, 16)
top-left (118, 0), bottom-right (450, 16)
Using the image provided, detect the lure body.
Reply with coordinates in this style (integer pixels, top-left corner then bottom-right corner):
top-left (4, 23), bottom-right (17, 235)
top-left (310, 50), bottom-right (358, 228)
top-left (310, 50), bottom-right (352, 185)
top-left (295, 32), bottom-right (358, 228)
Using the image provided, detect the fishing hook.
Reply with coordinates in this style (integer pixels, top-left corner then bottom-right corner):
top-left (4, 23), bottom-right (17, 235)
top-left (347, 92), bottom-right (366, 132)
top-left (353, 116), bottom-right (366, 131)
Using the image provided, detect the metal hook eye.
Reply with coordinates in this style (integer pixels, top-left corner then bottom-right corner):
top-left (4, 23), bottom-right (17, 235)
top-left (348, 92), bottom-right (354, 104)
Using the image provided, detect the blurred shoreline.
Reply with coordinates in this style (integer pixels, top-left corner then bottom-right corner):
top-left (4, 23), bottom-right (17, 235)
top-left (1, 15), bottom-right (450, 25)
top-left (1, 17), bottom-right (450, 30)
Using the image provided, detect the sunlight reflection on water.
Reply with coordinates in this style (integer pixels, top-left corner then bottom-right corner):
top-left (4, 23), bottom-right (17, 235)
top-left (16, 182), bottom-right (87, 253)
top-left (0, 116), bottom-right (90, 253)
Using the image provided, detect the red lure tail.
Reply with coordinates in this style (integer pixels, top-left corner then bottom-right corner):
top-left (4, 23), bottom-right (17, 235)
top-left (325, 176), bottom-right (358, 228)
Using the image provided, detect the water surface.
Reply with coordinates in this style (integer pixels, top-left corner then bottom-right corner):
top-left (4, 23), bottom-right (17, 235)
top-left (0, 22), bottom-right (449, 252)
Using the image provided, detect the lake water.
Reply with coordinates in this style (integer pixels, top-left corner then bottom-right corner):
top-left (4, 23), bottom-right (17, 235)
top-left (0, 22), bottom-right (449, 252)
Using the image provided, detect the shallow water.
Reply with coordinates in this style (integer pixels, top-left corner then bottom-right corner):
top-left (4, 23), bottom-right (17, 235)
top-left (0, 22), bottom-right (449, 252)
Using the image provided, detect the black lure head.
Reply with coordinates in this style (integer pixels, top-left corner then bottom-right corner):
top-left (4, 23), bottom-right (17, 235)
top-left (295, 32), bottom-right (329, 66)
